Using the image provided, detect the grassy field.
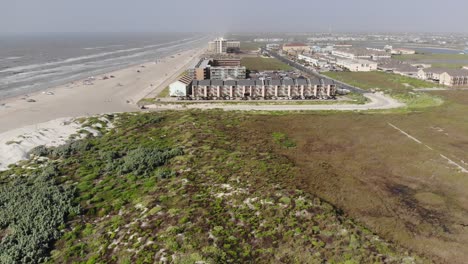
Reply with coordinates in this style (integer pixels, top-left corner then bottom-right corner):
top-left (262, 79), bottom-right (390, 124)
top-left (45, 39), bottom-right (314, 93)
top-left (323, 71), bottom-right (443, 109)
top-left (430, 63), bottom-right (467, 69)
top-left (1, 111), bottom-right (431, 263)
top-left (394, 53), bottom-right (468, 61)
top-left (240, 42), bottom-right (264, 51)
top-left (156, 86), bottom-right (170, 98)
top-left (244, 90), bottom-right (468, 263)
top-left (241, 57), bottom-right (293, 71)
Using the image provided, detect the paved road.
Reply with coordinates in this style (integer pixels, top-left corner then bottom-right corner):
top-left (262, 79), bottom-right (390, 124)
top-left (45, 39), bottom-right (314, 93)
top-left (263, 49), bottom-right (365, 94)
top-left (147, 92), bottom-right (405, 111)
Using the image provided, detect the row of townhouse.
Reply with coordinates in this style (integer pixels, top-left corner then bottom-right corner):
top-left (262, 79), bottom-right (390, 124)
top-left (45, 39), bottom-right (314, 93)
top-left (332, 47), bottom-right (391, 60)
top-left (418, 68), bottom-right (468, 87)
top-left (190, 78), bottom-right (336, 99)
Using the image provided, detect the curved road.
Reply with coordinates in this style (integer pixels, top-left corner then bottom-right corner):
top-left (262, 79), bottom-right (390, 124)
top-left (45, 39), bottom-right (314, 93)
top-left (147, 92), bottom-right (405, 111)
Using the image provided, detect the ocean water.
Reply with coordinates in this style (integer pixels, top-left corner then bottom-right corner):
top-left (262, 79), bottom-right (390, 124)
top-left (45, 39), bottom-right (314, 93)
top-left (0, 33), bottom-right (208, 99)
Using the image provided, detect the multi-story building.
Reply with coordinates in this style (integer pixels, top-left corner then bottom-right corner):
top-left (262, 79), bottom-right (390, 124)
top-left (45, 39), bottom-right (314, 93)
top-left (208, 38), bottom-right (241, 54)
top-left (418, 68), bottom-right (468, 86)
top-left (332, 48), bottom-right (391, 60)
top-left (187, 59), bottom-right (211, 80)
top-left (190, 78), bottom-right (336, 99)
top-left (298, 54), bottom-right (329, 68)
top-left (336, 59), bottom-right (377, 72)
top-left (212, 58), bottom-right (241, 67)
top-left (209, 66), bottom-right (246, 80)
top-left (439, 69), bottom-right (468, 86)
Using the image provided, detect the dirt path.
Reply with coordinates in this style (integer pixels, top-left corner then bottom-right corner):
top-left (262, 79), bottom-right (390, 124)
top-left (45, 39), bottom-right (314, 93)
top-left (388, 122), bottom-right (468, 174)
top-left (146, 92), bottom-right (405, 111)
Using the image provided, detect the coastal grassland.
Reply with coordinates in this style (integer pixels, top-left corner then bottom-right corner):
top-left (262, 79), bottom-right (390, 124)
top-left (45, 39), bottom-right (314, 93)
top-left (244, 90), bottom-right (468, 263)
top-left (430, 63), bottom-right (467, 69)
top-left (322, 71), bottom-right (443, 109)
top-left (0, 111), bottom-right (427, 263)
top-left (241, 57), bottom-right (293, 71)
top-left (141, 95), bottom-right (367, 107)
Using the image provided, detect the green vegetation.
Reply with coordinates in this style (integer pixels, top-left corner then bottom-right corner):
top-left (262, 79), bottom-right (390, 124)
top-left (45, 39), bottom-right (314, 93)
top-left (272, 132), bottom-right (296, 148)
top-left (0, 111), bottom-right (427, 263)
top-left (0, 166), bottom-right (79, 263)
top-left (430, 63), bottom-right (466, 69)
top-left (241, 57), bottom-right (293, 71)
top-left (156, 71), bottom-right (187, 98)
top-left (346, 92), bottom-right (369, 104)
top-left (246, 90), bottom-right (468, 263)
top-left (157, 86), bottom-right (170, 98)
top-left (323, 71), bottom-right (443, 109)
top-left (394, 53), bottom-right (468, 61)
top-left (240, 42), bottom-right (264, 51)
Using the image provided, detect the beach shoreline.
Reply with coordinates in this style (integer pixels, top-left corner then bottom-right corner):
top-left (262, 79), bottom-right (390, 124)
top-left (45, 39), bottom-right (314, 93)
top-left (0, 46), bottom-right (204, 170)
top-left (0, 47), bottom-right (205, 133)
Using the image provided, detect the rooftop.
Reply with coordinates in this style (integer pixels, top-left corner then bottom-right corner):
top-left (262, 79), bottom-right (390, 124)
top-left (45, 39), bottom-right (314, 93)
top-left (192, 78), bottom-right (333, 86)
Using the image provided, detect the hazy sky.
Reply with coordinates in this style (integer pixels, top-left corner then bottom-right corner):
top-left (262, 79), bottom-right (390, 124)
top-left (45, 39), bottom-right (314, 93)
top-left (2, 0), bottom-right (468, 33)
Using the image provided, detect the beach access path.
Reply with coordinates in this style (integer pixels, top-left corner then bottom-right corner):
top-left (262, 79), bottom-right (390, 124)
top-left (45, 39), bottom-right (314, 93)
top-left (144, 92), bottom-right (405, 111)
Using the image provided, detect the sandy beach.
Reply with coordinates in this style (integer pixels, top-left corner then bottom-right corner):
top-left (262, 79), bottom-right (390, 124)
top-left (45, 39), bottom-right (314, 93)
top-left (0, 47), bottom-right (204, 169)
top-left (0, 48), bottom-right (204, 133)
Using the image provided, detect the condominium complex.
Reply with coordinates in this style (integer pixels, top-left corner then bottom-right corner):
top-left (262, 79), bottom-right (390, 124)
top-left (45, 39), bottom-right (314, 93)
top-left (187, 58), bottom-right (245, 80)
top-left (418, 68), bottom-right (468, 86)
top-left (209, 66), bottom-right (246, 80)
top-left (208, 38), bottom-right (241, 54)
top-left (439, 69), bottom-right (468, 86)
top-left (191, 78), bottom-right (336, 99)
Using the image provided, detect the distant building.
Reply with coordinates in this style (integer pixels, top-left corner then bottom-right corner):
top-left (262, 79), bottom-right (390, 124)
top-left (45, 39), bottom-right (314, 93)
top-left (418, 68), bottom-right (468, 86)
top-left (439, 69), bottom-right (468, 86)
top-left (282, 43), bottom-right (311, 54)
top-left (391, 48), bottom-right (416, 55)
top-left (169, 75), bottom-right (192, 97)
top-left (254, 38), bottom-right (284, 42)
top-left (266, 43), bottom-right (281, 50)
top-left (208, 38), bottom-right (241, 54)
top-left (336, 59), bottom-right (377, 72)
top-left (392, 64), bottom-right (419, 77)
top-left (417, 68), bottom-right (446, 81)
top-left (210, 66), bottom-right (246, 80)
top-left (332, 48), bottom-right (391, 60)
top-left (298, 54), bottom-right (328, 68)
top-left (191, 78), bottom-right (336, 99)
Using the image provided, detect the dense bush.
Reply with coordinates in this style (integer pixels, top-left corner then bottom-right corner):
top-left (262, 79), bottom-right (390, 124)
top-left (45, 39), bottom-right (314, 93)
top-left (117, 147), bottom-right (183, 177)
top-left (28, 145), bottom-right (50, 158)
top-left (51, 140), bottom-right (92, 159)
top-left (28, 140), bottom-right (93, 160)
top-left (0, 167), bottom-right (79, 263)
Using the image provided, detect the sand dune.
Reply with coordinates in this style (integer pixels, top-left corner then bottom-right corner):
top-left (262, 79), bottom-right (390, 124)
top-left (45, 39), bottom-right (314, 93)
top-left (0, 118), bottom-right (81, 171)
